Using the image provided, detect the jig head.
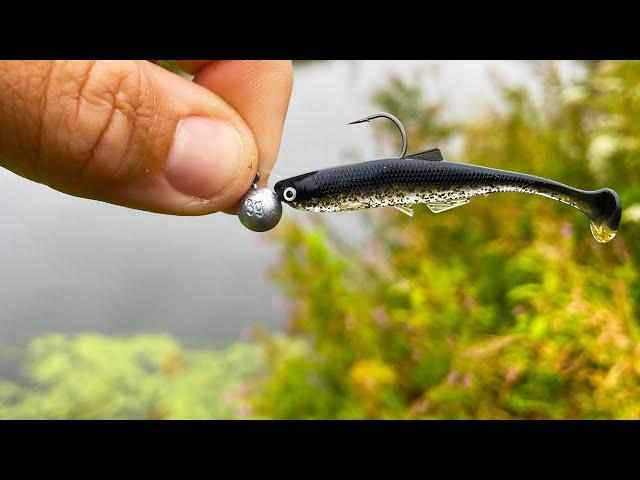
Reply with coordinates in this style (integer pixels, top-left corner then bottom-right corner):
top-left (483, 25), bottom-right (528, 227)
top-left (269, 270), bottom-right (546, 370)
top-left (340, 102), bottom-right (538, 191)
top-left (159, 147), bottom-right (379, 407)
top-left (237, 172), bottom-right (282, 232)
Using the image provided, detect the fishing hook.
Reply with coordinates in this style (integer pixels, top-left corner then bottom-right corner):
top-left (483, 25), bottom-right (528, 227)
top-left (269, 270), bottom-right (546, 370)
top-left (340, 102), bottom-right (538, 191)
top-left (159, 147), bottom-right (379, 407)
top-left (348, 112), bottom-right (408, 159)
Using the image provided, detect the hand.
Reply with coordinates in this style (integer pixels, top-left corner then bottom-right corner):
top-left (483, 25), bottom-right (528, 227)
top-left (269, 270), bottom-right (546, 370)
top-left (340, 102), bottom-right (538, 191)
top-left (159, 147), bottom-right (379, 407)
top-left (0, 60), bottom-right (293, 214)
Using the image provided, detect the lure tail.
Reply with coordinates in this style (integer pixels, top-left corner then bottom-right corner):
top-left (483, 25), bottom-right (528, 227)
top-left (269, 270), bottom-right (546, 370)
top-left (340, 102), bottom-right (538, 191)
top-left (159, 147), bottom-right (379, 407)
top-left (578, 188), bottom-right (621, 243)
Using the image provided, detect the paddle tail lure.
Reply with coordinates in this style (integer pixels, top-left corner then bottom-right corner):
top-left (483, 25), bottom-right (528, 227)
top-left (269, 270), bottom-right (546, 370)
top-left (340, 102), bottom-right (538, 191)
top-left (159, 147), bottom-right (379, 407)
top-left (241, 112), bottom-right (621, 242)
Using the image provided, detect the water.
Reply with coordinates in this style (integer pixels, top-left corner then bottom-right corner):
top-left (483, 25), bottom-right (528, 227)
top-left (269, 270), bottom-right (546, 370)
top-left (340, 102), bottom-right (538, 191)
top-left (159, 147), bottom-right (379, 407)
top-left (0, 61), bottom-right (574, 352)
top-left (590, 222), bottom-right (617, 243)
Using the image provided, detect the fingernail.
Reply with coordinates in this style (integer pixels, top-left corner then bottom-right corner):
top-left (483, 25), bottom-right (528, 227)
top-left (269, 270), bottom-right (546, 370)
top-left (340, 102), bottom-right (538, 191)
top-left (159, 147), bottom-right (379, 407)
top-left (166, 117), bottom-right (244, 199)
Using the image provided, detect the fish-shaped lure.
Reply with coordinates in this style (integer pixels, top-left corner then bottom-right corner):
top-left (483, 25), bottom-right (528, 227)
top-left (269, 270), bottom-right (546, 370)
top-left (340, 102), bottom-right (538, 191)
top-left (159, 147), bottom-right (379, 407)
top-left (274, 113), bottom-right (621, 243)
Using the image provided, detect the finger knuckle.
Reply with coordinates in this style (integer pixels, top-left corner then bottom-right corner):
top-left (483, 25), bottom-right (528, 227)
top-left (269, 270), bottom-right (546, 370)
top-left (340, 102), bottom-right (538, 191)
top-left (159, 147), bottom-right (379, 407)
top-left (29, 61), bottom-right (159, 191)
top-left (65, 61), bottom-right (154, 186)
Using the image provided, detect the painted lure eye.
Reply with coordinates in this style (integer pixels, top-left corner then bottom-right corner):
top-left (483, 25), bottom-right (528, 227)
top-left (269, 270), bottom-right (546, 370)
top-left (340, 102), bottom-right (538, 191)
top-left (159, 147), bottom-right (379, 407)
top-left (283, 186), bottom-right (297, 202)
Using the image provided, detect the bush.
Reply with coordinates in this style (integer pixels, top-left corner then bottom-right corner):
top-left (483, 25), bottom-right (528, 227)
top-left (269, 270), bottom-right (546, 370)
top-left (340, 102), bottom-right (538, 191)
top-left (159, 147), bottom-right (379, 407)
top-left (0, 334), bottom-right (264, 419)
top-left (254, 61), bottom-right (640, 419)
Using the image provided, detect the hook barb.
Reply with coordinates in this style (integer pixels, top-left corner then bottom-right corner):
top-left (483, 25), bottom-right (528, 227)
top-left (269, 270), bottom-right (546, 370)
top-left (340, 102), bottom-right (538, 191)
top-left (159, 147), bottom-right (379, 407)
top-left (347, 112), bottom-right (408, 158)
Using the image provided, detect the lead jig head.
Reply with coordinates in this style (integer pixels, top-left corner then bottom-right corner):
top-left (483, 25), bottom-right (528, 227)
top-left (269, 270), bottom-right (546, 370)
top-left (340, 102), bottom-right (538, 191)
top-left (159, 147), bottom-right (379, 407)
top-left (237, 173), bottom-right (282, 232)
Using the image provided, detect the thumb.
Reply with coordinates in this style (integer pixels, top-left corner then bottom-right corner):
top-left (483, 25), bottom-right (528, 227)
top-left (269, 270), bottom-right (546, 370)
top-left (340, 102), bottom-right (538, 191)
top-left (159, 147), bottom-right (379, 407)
top-left (0, 60), bottom-right (259, 215)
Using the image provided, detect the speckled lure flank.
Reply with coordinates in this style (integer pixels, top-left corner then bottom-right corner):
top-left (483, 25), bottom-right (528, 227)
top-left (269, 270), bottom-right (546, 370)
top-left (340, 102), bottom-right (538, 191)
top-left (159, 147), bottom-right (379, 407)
top-left (273, 113), bottom-right (622, 244)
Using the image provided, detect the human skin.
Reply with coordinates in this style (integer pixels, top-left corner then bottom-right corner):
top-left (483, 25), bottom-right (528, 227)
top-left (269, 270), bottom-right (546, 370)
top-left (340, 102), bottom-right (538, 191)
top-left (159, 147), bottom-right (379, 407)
top-left (0, 60), bottom-right (293, 215)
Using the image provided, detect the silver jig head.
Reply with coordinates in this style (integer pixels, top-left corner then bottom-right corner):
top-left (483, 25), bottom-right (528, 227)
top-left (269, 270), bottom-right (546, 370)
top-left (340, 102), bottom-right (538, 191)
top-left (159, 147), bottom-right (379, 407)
top-left (348, 112), bottom-right (408, 158)
top-left (237, 172), bottom-right (282, 232)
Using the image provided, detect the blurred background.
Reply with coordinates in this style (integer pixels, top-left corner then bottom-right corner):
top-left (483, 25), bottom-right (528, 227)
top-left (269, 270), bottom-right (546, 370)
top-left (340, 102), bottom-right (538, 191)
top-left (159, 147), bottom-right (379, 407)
top-left (0, 60), bottom-right (637, 419)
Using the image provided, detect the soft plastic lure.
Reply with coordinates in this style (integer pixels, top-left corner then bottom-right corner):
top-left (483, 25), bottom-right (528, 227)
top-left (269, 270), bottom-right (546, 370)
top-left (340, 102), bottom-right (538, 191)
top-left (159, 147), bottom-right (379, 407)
top-left (274, 113), bottom-right (621, 243)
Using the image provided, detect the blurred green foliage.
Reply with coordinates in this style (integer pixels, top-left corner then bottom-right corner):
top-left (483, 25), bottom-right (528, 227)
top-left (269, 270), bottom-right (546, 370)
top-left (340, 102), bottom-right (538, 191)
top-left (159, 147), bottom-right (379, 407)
top-left (1, 61), bottom-right (639, 419)
top-left (255, 61), bottom-right (640, 419)
top-left (0, 334), bottom-right (265, 419)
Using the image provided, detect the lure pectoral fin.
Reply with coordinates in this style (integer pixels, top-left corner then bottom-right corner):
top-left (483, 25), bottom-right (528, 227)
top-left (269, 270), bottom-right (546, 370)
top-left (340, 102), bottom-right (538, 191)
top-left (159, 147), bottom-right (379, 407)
top-left (426, 199), bottom-right (470, 213)
top-left (394, 197), bottom-right (469, 216)
top-left (393, 205), bottom-right (414, 217)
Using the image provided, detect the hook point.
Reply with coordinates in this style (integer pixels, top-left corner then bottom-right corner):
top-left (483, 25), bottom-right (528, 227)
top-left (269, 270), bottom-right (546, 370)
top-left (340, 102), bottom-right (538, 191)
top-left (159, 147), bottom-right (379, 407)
top-left (347, 118), bottom-right (370, 125)
top-left (346, 112), bottom-right (408, 158)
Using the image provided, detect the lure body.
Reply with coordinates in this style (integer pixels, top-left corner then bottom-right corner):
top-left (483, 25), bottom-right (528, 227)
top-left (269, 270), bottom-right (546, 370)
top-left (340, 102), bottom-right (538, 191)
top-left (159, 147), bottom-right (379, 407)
top-left (274, 150), bottom-right (621, 243)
